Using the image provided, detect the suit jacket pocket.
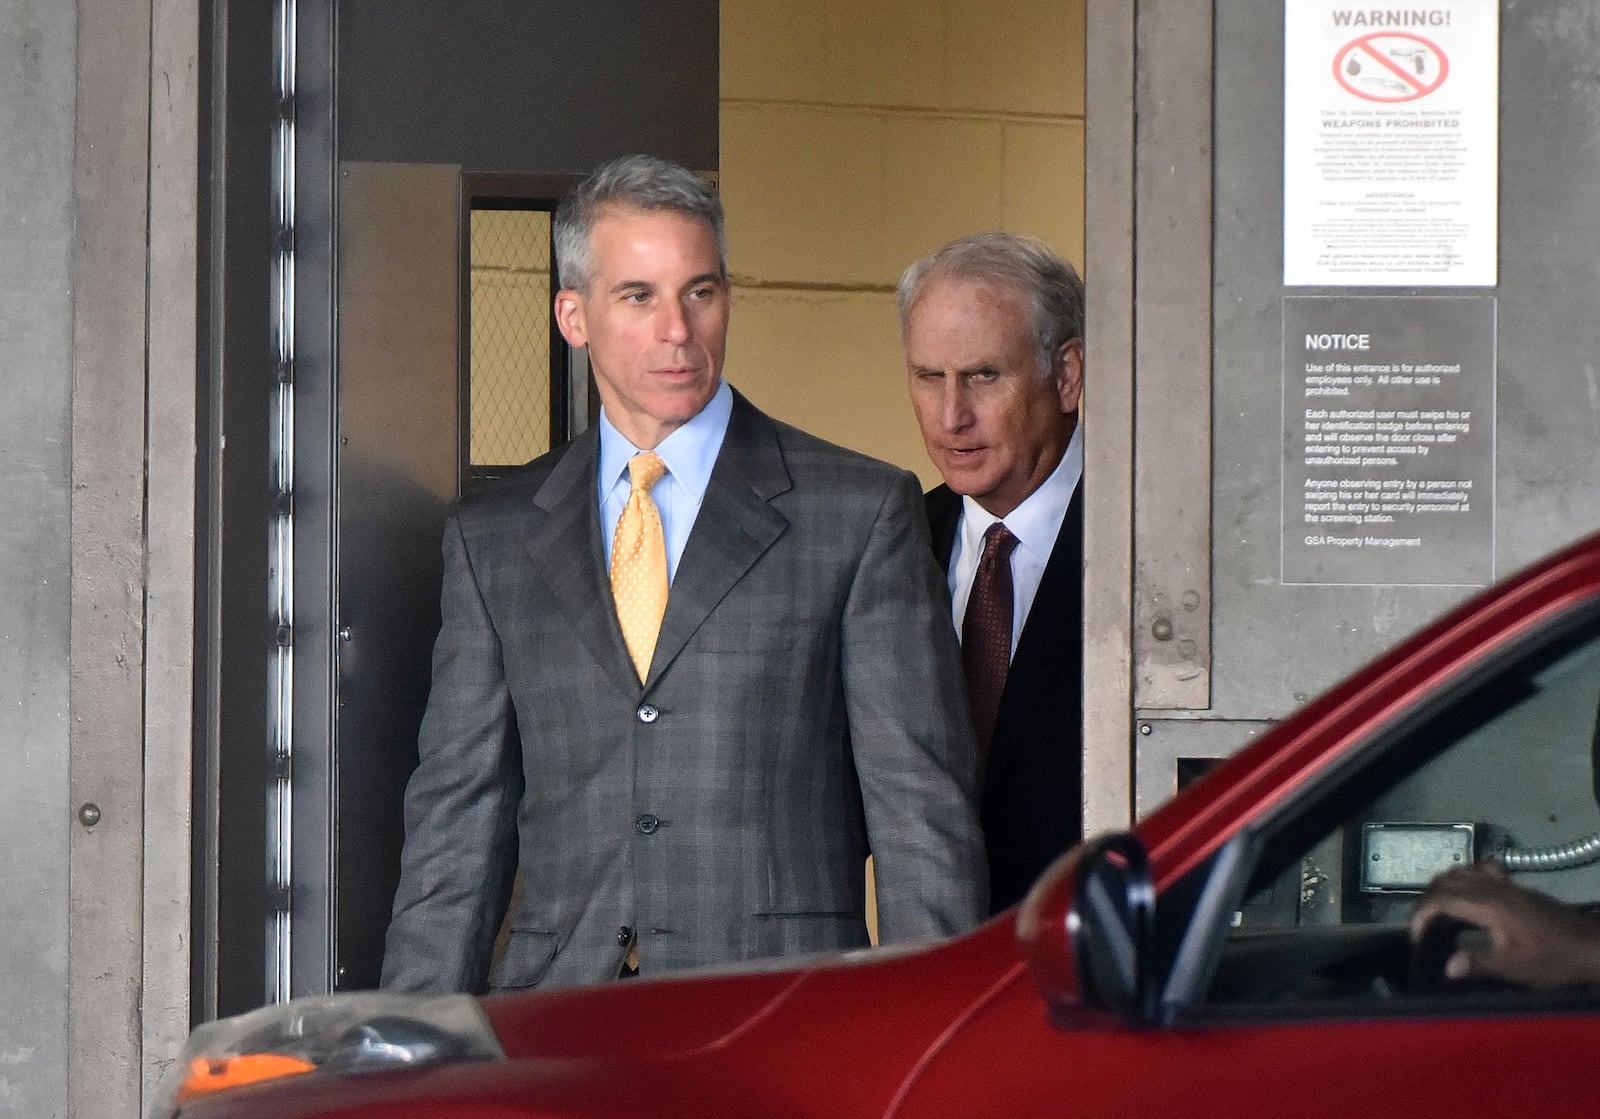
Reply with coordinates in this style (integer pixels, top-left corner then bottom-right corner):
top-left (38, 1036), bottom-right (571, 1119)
top-left (487, 928), bottom-right (558, 992)
top-left (751, 910), bottom-right (870, 956)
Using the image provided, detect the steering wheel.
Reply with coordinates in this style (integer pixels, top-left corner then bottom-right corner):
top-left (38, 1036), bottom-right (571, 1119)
top-left (1407, 915), bottom-right (1512, 994)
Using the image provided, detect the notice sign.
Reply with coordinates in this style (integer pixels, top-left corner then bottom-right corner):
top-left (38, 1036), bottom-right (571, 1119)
top-left (1284, 1), bottom-right (1498, 286)
top-left (1282, 296), bottom-right (1495, 586)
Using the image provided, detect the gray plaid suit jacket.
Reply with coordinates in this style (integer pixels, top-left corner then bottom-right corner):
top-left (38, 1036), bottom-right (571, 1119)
top-left (380, 390), bottom-right (988, 993)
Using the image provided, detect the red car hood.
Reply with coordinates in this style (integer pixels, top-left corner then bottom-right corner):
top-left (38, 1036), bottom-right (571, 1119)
top-left (186, 919), bottom-right (1026, 1119)
top-left (480, 918), bottom-right (1023, 1067)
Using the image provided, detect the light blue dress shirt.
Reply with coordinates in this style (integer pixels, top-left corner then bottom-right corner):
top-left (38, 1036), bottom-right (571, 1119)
top-left (597, 379), bottom-right (734, 583)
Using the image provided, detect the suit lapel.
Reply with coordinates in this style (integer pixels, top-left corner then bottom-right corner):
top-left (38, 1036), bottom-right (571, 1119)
top-left (1004, 482), bottom-right (1084, 701)
top-left (525, 427), bottom-right (641, 697)
top-left (644, 391), bottom-right (790, 689)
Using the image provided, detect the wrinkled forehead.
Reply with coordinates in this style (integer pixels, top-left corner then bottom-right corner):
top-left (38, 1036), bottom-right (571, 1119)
top-left (907, 277), bottom-right (1034, 347)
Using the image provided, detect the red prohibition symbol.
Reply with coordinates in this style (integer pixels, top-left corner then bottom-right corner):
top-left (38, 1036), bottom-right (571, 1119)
top-left (1333, 32), bottom-right (1449, 103)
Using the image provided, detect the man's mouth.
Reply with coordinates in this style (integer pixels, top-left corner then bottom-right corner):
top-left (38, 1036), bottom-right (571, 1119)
top-left (652, 365), bottom-right (699, 379)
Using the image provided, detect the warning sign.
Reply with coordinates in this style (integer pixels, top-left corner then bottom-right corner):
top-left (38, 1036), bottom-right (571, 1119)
top-left (1334, 33), bottom-right (1449, 102)
top-left (1284, 0), bottom-right (1498, 287)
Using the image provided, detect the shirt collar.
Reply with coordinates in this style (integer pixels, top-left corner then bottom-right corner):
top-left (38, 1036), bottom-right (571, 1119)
top-left (958, 423), bottom-right (1084, 561)
top-left (597, 378), bottom-right (733, 500)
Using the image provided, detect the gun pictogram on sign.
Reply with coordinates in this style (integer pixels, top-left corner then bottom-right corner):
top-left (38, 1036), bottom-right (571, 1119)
top-left (1334, 32), bottom-right (1450, 103)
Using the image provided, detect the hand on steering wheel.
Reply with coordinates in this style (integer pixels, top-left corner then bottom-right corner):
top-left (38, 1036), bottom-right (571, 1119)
top-left (1410, 862), bottom-right (1600, 989)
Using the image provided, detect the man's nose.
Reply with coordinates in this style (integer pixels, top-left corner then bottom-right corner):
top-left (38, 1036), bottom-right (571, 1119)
top-left (658, 299), bottom-right (690, 344)
top-left (940, 378), bottom-right (972, 431)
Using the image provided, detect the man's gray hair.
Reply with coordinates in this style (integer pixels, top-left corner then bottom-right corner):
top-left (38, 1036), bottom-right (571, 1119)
top-left (553, 154), bottom-right (726, 294)
top-left (896, 232), bottom-right (1084, 376)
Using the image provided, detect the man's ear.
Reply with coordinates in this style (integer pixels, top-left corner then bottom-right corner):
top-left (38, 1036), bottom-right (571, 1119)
top-left (1054, 338), bottom-right (1085, 415)
top-left (553, 289), bottom-right (588, 349)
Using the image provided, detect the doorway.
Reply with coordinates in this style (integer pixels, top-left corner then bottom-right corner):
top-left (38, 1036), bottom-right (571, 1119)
top-left (201, 0), bottom-right (719, 1017)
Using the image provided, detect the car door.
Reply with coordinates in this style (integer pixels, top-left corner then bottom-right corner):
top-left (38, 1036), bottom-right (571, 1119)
top-left (894, 576), bottom-right (1600, 1117)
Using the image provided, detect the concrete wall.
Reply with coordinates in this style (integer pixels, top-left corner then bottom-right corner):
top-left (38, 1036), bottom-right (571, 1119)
top-left (0, 2), bottom-right (196, 1111)
top-left (719, 0), bottom-right (1086, 484)
top-left (0, 3), bottom-right (76, 1114)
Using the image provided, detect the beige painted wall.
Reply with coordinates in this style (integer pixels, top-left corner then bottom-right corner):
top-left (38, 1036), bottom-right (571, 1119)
top-left (720, 0), bottom-right (1086, 487)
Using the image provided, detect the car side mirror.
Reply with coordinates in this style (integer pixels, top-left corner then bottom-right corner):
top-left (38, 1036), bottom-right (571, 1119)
top-left (1071, 832), bottom-right (1157, 1023)
top-left (1019, 831), bottom-right (1157, 1027)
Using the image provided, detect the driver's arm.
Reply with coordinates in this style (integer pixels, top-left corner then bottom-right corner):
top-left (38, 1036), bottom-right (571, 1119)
top-left (1410, 861), bottom-right (1600, 988)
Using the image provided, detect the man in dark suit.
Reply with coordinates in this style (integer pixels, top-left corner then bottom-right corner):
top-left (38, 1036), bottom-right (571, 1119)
top-left (381, 155), bottom-right (986, 994)
top-left (898, 232), bottom-right (1086, 914)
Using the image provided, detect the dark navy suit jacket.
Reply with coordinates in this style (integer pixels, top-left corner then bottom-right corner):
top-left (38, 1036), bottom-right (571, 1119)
top-left (926, 483), bottom-right (1084, 914)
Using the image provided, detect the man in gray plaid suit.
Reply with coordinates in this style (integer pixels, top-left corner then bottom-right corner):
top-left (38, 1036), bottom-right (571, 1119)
top-left (380, 154), bottom-right (987, 993)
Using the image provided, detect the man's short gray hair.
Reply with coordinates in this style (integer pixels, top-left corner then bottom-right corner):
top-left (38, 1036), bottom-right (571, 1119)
top-left (896, 231), bottom-right (1084, 376)
top-left (553, 154), bottom-right (726, 295)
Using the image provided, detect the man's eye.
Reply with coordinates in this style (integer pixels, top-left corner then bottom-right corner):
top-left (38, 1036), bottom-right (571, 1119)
top-left (967, 368), bottom-right (1000, 382)
top-left (623, 291), bottom-right (650, 304)
top-left (687, 286), bottom-right (717, 301)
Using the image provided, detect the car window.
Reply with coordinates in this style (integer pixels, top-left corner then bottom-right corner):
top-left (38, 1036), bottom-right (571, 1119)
top-left (1189, 606), bottom-right (1600, 1014)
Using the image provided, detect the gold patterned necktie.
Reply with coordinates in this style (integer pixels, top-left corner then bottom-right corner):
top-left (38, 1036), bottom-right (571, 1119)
top-left (610, 451), bottom-right (670, 682)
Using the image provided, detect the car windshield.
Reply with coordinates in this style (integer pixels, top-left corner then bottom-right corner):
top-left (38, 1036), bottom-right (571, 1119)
top-left (1174, 604), bottom-right (1600, 1017)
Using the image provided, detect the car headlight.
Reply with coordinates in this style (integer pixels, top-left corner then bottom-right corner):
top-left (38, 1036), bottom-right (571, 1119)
top-left (148, 991), bottom-right (504, 1116)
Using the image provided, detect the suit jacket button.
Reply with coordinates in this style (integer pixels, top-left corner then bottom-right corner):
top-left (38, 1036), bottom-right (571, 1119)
top-left (635, 813), bottom-right (660, 834)
top-left (617, 925), bottom-right (632, 946)
top-left (636, 704), bottom-right (660, 723)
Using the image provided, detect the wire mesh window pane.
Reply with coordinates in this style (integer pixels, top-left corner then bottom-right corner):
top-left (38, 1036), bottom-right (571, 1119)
top-left (469, 208), bottom-right (552, 466)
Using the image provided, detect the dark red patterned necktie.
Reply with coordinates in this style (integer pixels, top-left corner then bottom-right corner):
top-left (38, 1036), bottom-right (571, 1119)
top-left (962, 523), bottom-right (1018, 754)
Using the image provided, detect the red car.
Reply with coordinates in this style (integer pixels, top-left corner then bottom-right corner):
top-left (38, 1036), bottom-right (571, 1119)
top-left (158, 532), bottom-right (1600, 1117)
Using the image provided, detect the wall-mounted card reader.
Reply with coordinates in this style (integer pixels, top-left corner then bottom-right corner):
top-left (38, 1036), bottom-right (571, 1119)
top-left (1359, 822), bottom-right (1476, 893)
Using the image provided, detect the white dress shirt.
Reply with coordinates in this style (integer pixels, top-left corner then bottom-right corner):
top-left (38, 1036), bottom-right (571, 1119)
top-left (597, 379), bottom-right (733, 582)
top-left (948, 425), bottom-right (1083, 656)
